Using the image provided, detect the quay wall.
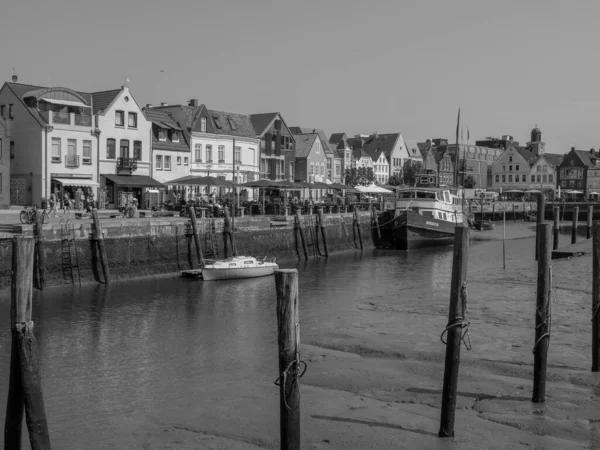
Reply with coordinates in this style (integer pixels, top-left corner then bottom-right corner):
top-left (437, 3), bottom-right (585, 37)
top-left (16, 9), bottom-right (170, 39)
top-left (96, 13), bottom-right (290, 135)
top-left (0, 213), bottom-right (373, 288)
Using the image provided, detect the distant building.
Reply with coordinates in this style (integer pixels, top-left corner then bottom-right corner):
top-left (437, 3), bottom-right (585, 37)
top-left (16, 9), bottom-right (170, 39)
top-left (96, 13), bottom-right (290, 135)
top-left (292, 132), bottom-right (329, 200)
top-left (290, 127), bottom-right (342, 183)
top-left (0, 114), bottom-right (9, 208)
top-left (557, 147), bottom-right (599, 198)
top-left (249, 113), bottom-right (296, 182)
top-left (476, 135), bottom-right (519, 150)
top-left (436, 142), bottom-right (504, 189)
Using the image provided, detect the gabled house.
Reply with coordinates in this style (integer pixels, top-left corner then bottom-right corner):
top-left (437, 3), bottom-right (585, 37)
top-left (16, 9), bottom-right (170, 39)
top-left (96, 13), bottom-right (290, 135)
top-left (290, 127), bottom-right (342, 183)
top-left (293, 132), bottom-right (329, 200)
top-left (347, 136), bottom-right (374, 169)
top-left (0, 79), bottom-right (99, 207)
top-left (93, 85), bottom-right (160, 209)
top-left (329, 133), bottom-right (354, 180)
top-left (0, 114), bottom-right (10, 207)
top-left (435, 148), bottom-right (455, 187)
top-left (491, 144), bottom-right (531, 190)
top-left (557, 147), bottom-right (598, 197)
top-left (250, 113), bottom-right (296, 182)
top-left (416, 146), bottom-right (439, 188)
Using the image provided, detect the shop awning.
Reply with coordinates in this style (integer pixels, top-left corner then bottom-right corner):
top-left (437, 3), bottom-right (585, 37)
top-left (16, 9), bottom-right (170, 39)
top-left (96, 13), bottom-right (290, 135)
top-left (103, 174), bottom-right (164, 187)
top-left (52, 177), bottom-right (99, 187)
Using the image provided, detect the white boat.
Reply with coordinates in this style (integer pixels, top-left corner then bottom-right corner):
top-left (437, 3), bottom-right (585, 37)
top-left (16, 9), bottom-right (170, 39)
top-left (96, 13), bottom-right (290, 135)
top-left (200, 256), bottom-right (279, 281)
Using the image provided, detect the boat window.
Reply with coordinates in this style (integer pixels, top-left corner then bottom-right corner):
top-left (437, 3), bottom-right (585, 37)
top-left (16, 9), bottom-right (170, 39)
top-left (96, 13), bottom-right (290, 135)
top-left (399, 191), bottom-right (414, 199)
top-left (244, 261), bottom-right (253, 264)
top-left (422, 210), bottom-right (434, 217)
top-left (416, 191), bottom-right (436, 199)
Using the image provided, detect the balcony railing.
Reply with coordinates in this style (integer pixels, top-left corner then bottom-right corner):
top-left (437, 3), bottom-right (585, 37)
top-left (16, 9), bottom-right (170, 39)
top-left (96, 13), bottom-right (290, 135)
top-left (65, 155), bottom-right (80, 168)
top-left (74, 114), bottom-right (92, 126)
top-left (117, 157), bottom-right (138, 171)
top-left (52, 111), bottom-right (70, 125)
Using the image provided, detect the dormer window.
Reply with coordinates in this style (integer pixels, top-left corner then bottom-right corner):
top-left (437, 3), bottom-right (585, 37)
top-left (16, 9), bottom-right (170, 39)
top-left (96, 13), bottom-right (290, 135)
top-left (227, 117), bottom-right (236, 131)
top-left (200, 117), bottom-right (207, 132)
top-left (213, 117), bottom-right (222, 129)
top-left (158, 128), bottom-right (166, 141)
top-left (171, 131), bottom-right (180, 142)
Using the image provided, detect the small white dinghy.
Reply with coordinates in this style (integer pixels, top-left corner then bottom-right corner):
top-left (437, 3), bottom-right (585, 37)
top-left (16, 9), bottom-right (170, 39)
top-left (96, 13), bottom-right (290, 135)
top-left (200, 256), bottom-right (279, 281)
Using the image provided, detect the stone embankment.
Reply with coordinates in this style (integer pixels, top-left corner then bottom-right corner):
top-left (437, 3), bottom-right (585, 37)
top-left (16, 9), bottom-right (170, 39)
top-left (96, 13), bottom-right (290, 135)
top-left (0, 212), bottom-right (372, 288)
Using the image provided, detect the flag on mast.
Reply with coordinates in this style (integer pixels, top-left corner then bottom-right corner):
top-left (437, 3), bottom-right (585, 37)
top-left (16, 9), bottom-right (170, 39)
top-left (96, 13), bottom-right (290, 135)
top-left (455, 107), bottom-right (460, 145)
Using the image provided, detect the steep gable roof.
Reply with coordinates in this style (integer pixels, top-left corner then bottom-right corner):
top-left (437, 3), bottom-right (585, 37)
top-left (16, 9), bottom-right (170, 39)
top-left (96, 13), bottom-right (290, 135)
top-left (293, 133), bottom-right (318, 158)
top-left (404, 139), bottom-right (422, 159)
top-left (249, 112), bottom-right (278, 137)
top-left (143, 107), bottom-right (189, 152)
top-left (361, 133), bottom-right (399, 161)
top-left (207, 109), bottom-right (256, 139)
top-left (574, 150), bottom-right (597, 168)
top-left (91, 89), bottom-right (121, 114)
top-left (544, 153), bottom-right (564, 167)
top-left (291, 127), bottom-right (335, 155)
top-left (329, 133), bottom-right (346, 146)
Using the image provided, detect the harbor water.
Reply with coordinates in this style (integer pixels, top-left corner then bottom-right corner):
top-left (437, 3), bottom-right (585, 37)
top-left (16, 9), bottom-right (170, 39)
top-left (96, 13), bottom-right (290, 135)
top-left (0, 224), bottom-right (598, 448)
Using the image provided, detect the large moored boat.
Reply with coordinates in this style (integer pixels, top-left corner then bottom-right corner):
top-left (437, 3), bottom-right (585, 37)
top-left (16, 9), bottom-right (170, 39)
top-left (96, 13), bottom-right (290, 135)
top-left (372, 187), bottom-right (467, 250)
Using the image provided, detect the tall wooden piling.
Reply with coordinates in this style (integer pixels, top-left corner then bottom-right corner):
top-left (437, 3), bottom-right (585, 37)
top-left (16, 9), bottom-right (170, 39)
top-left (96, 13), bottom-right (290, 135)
top-left (593, 222), bottom-right (600, 372)
top-left (439, 226), bottom-right (470, 438)
top-left (317, 208), bottom-right (329, 257)
top-left (502, 211), bottom-right (506, 270)
top-left (33, 211), bottom-right (45, 290)
top-left (188, 207), bottom-right (204, 265)
top-left (572, 206), bottom-right (579, 245)
top-left (92, 208), bottom-right (110, 284)
top-left (293, 215), bottom-right (301, 260)
top-left (274, 269), bottom-right (301, 450)
top-left (295, 210), bottom-right (308, 260)
top-left (532, 223), bottom-right (551, 403)
top-left (588, 206), bottom-right (594, 239)
top-left (553, 206), bottom-right (560, 250)
top-left (535, 194), bottom-right (545, 261)
top-left (313, 210), bottom-right (322, 256)
top-left (372, 207), bottom-right (381, 241)
top-left (5, 237), bottom-right (51, 449)
top-left (354, 209), bottom-right (363, 250)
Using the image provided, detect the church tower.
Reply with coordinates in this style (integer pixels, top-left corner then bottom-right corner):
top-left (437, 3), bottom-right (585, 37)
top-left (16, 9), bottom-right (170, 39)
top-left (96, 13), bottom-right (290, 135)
top-left (527, 125), bottom-right (545, 156)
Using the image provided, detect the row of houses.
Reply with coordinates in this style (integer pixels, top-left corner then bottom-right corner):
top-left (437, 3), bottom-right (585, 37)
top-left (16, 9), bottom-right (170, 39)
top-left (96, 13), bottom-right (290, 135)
top-left (0, 75), bottom-right (425, 209)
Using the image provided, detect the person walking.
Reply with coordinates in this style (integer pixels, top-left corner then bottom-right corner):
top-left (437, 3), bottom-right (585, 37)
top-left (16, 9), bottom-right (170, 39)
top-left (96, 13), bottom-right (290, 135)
top-left (64, 192), bottom-right (72, 215)
top-left (49, 193), bottom-right (58, 218)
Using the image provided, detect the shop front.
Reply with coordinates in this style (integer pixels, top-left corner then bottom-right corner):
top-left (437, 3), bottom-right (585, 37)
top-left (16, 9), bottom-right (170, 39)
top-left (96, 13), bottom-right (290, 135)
top-left (51, 177), bottom-right (100, 210)
top-left (101, 174), bottom-right (165, 210)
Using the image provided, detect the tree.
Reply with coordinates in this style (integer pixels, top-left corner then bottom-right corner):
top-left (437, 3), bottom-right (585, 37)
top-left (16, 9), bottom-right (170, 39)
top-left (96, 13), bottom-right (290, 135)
top-left (402, 161), bottom-right (423, 186)
top-left (463, 174), bottom-right (477, 188)
top-left (387, 174), bottom-right (403, 186)
top-left (344, 167), bottom-right (375, 187)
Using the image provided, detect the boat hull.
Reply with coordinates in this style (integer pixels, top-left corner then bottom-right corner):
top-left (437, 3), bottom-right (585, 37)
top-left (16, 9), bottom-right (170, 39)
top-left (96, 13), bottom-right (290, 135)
top-left (375, 211), bottom-right (461, 250)
top-left (201, 264), bottom-right (278, 281)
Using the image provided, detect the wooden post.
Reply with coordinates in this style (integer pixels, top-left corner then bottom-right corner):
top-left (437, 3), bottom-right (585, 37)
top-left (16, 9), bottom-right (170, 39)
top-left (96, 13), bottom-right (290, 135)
top-left (186, 235), bottom-right (194, 269)
top-left (588, 206), bottom-right (594, 239)
top-left (372, 207), bottom-right (381, 241)
top-left (293, 215), bottom-right (301, 260)
top-left (480, 201), bottom-right (484, 221)
top-left (6, 237), bottom-right (52, 449)
top-left (593, 222), bottom-right (600, 372)
top-left (295, 210), bottom-right (308, 260)
top-left (92, 208), bottom-right (110, 284)
top-left (492, 202), bottom-right (496, 221)
top-left (317, 208), bottom-right (329, 257)
top-left (274, 269), bottom-right (301, 450)
top-left (535, 194), bottom-right (545, 261)
top-left (188, 207), bottom-right (204, 265)
top-left (354, 209), bottom-right (363, 250)
top-left (502, 211), bottom-right (506, 270)
top-left (439, 226), bottom-right (470, 438)
top-left (513, 203), bottom-right (516, 223)
top-left (553, 206), bottom-right (560, 251)
top-left (33, 211), bottom-right (45, 290)
top-left (532, 223), bottom-right (551, 403)
top-left (313, 209), bottom-right (321, 256)
top-left (572, 206), bottom-right (579, 245)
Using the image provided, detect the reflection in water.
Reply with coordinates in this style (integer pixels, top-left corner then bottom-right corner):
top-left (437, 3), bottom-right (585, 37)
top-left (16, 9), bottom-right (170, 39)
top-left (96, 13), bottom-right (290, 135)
top-left (0, 237), bottom-right (537, 448)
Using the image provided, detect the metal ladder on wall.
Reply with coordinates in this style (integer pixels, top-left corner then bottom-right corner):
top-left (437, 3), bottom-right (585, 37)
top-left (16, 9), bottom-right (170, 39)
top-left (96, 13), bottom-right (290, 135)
top-left (302, 214), bottom-right (320, 257)
top-left (203, 218), bottom-right (219, 260)
top-left (60, 219), bottom-right (81, 286)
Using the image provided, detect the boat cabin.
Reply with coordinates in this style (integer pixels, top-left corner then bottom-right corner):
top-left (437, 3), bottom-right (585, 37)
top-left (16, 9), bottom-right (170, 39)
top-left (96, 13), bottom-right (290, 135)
top-left (394, 187), bottom-right (465, 223)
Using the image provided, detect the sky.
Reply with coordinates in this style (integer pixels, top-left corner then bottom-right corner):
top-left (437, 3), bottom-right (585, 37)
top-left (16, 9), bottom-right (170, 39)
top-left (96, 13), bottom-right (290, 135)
top-left (1, 0), bottom-right (599, 154)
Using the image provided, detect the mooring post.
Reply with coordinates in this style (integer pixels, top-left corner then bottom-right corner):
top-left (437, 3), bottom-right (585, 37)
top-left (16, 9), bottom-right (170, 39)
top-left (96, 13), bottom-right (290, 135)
top-left (553, 206), bottom-right (560, 250)
top-left (572, 206), bottom-right (579, 245)
top-left (313, 209), bottom-right (322, 256)
top-left (588, 206), bottom-right (594, 239)
top-left (492, 202), bottom-right (496, 221)
top-left (295, 210), bottom-right (308, 260)
top-left (372, 207), bottom-right (381, 241)
top-left (535, 194), bottom-right (545, 261)
top-left (354, 209), bottom-right (363, 250)
top-left (593, 222), bottom-right (600, 372)
top-left (188, 207), bottom-right (204, 265)
top-left (7, 237), bottom-right (52, 449)
top-left (513, 203), bottom-right (516, 223)
top-left (502, 211), bottom-right (506, 270)
top-left (33, 211), bottom-right (45, 290)
top-left (274, 269), bottom-right (301, 450)
top-left (293, 215), bottom-right (301, 260)
top-left (532, 223), bottom-right (551, 403)
top-left (92, 208), bottom-right (110, 284)
top-left (317, 208), bottom-right (329, 257)
top-left (439, 226), bottom-right (470, 438)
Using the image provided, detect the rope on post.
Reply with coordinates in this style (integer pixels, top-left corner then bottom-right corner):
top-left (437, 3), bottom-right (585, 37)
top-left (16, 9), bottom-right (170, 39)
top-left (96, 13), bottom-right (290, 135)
top-left (440, 282), bottom-right (471, 350)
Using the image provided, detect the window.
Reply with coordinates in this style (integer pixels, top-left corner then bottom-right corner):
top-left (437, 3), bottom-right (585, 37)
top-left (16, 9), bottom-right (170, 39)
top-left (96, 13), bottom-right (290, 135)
top-left (206, 145), bottom-right (212, 162)
top-left (509, 165), bottom-right (512, 171)
top-left (509, 156), bottom-right (513, 162)
top-left (508, 174), bottom-right (512, 182)
top-left (542, 174), bottom-right (547, 183)
top-left (321, 164), bottom-right (325, 175)
top-left (218, 145), bottom-right (225, 162)
top-left (8, 104), bottom-right (13, 119)
top-left (0, 105), bottom-right (4, 117)
top-left (516, 165), bottom-right (520, 171)
top-left (227, 117), bottom-right (236, 131)
top-left (177, 156), bottom-right (181, 165)
top-left (184, 157), bottom-right (189, 165)
top-left (542, 165), bottom-right (548, 172)
top-left (51, 138), bottom-right (61, 162)
top-left (194, 144), bottom-right (202, 161)
top-left (83, 140), bottom-right (92, 164)
top-left (531, 175), bottom-right (535, 182)
top-left (234, 146), bottom-right (241, 163)
top-left (549, 174), bottom-right (553, 182)
top-left (106, 139), bottom-right (116, 159)
top-left (537, 166), bottom-right (542, 172)
top-left (128, 112), bottom-right (137, 128)
top-left (309, 162), bottom-right (314, 175)
top-left (495, 174), bottom-right (499, 182)
top-left (172, 131), bottom-right (180, 142)
top-left (158, 128), bottom-right (166, 140)
top-left (156, 154), bottom-right (163, 170)
top-left (316, 141), bottom-right (321, 153)
top-left (164, 155), bottom-right (171, 170)
top-left (115, 110), bottom-right (124, 126)
top-left (213, 117), bottom-right (221, 129)
top-left (502, 175), bottom-right (506, 182)
top-left (200, 117), bottom-right (207, 132)
top-left (502, 165), bottom-right (506, 172)
top-left (133, 141), bottom-right (142, 160)
top-left (537, 175), bottom-right (541, 182)
top-left (120, 139), bottom-right (129, 158)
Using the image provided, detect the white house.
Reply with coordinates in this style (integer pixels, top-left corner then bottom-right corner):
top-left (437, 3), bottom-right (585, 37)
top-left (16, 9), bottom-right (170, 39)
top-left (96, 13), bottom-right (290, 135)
top-left (0, 78), bottom-right (99, 207)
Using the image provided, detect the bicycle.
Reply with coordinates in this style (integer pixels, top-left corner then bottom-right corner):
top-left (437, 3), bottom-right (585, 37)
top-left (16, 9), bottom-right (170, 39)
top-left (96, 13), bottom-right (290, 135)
top-left (19, 206), bottom-right (49, 225)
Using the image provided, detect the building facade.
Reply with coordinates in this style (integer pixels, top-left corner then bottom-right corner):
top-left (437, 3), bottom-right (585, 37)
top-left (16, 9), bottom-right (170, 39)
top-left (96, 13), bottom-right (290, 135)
top-left (329, 133), bottom-right (354, 182)
top-left (557, 147), bottom-right (598, 197)
top-left (0, 115), bottom-right (10, 207)
top-left (293, 132), bottom-right (329, 200)
top-left (249, 113), bottom-right (296, 182)
top-left (439, 143), bottom-right (504, 189)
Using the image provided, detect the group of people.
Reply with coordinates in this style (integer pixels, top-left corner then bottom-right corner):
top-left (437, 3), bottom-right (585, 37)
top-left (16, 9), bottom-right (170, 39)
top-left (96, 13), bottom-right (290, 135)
top-left (47, 188), bottom-right (96, 218)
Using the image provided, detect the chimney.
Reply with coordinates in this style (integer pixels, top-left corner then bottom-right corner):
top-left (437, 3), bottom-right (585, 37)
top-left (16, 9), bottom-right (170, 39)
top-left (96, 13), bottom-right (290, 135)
top-left (188, 99), bottom-right (199, 107)
top-left (145, 104), bottom-right (153, 108)
top-left (571, 147), bottom-right (575, 151)
top-left (161, 102), bottom-right (168, 107)
top-left (11, 68), bottom-right (17, 83)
